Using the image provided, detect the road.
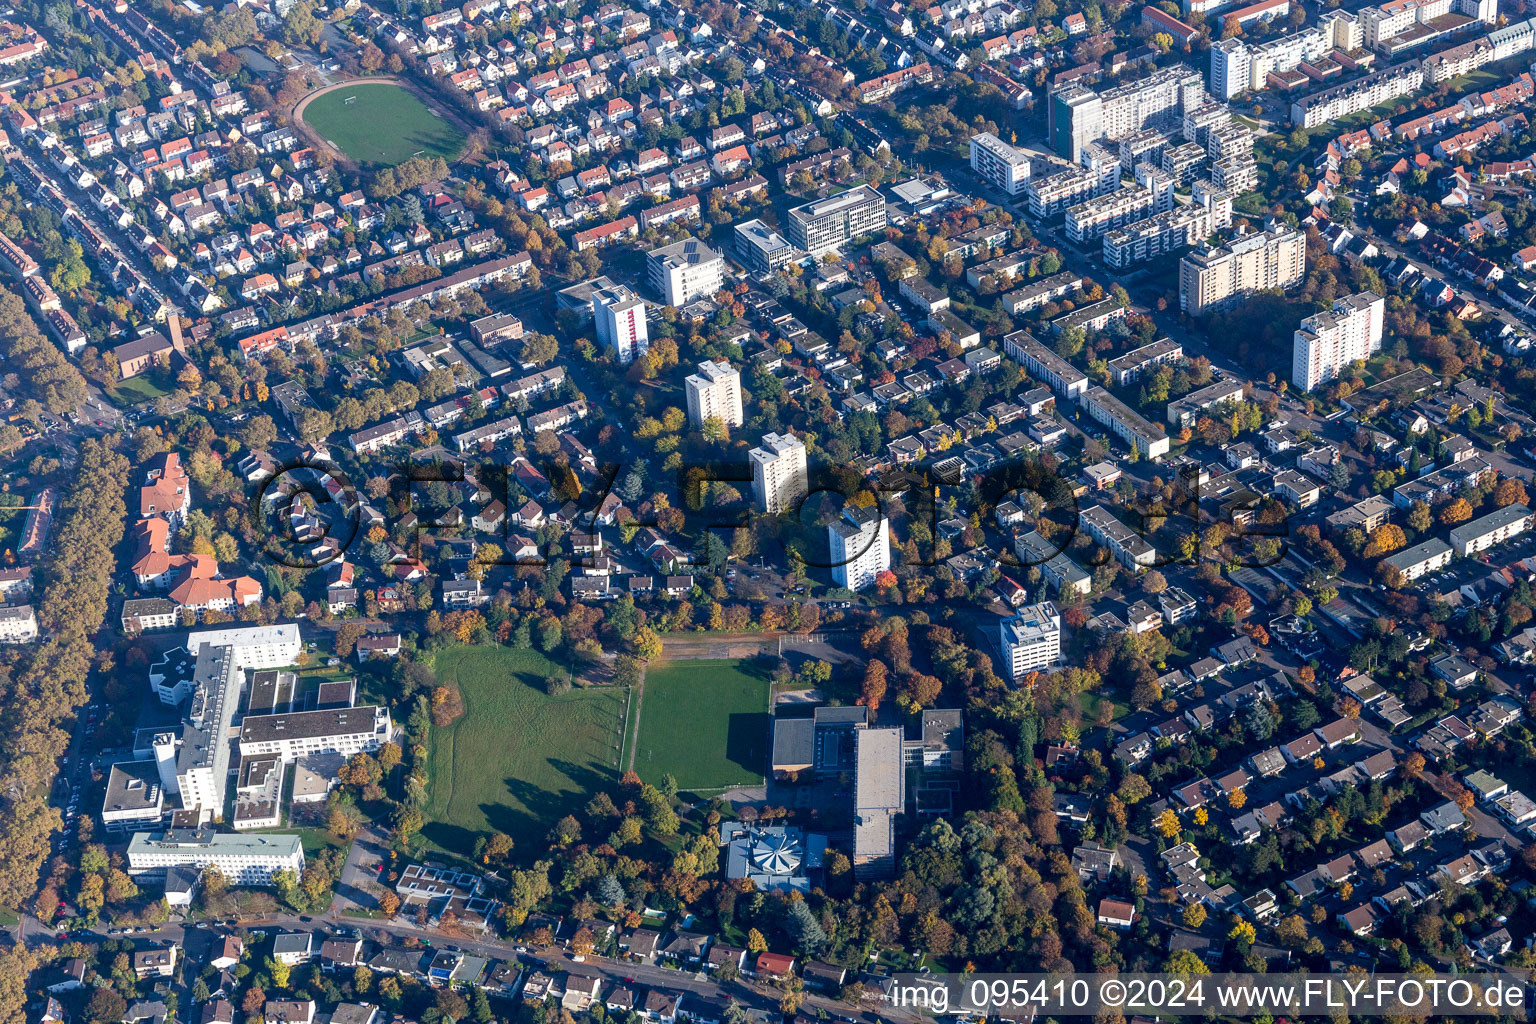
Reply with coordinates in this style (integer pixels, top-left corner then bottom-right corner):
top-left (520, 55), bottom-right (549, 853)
top-left (23, 903), bottom-right (922, 1024)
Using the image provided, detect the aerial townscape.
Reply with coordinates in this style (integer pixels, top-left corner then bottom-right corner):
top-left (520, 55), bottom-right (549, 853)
top-left (7, 0), bottom-right (1536, 1017)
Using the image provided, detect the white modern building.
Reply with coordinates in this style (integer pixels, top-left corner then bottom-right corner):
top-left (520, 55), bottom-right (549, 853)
top-left (1291, 291), bottom-right (1386, 392)
top-left (238, 705), bottom-right (393, 763)
top-left (127, 828), bottom-right (305, 887)
top-left (735, 219), bottom-right (796, 275)
top-left (592, 284), bottom-right (649, 365)
top-left (749, 432), bottom-right (809, 514)
top-left (102, 761), bottom-right (166, 835)
top-left (969, 132), bottom-right (1032, 195)
top-left (999, 602), bottom-right (1063, 680)
top-left (684, 359), bottom-right (745, 430)
top-left (646, 239), bottom-right (724, 307)
top-left (785, 186), bottom-right (886, 254)
top-left (828, 505), bottom-right (891, 591)
top-left (0, 604), bottom-right (37, 644)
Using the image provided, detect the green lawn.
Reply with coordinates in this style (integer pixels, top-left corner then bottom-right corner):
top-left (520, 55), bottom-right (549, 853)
top-left (303, 83), bottom-right (466, 166)
top-left (425, 646), bottom-right (628, 853)
top-left (107, 369), bottom-right (174, 408)
top-left (632, 659), bottom-right (771, 792)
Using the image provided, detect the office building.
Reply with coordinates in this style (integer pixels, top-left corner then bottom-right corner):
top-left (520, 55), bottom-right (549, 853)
top-left (684, 359), bottom-right (745, 430)
top-left (734, 219), bottom-right (796, 275)
top-left (969, 132), bottom-right (1032, 195)
top-left (828, 505), bottom-right (891, 592)
top-left (102, 761), bottom-right (166, 835)
top-left (785, 186), bottom-right (886, 254)
top-left (1179, 224), bottom-right (1306, 314)
top-left (1291, 291), bottom-right (1386, 391)
top-left (592, 284), bottom-right (649, 365)
top-left (749, 432), bottom-right (809, 513)
top-left (646, 239), bottom-right (724, 307)
top-left (853, 727), bottom-right (905, 879)
top-left (127, 828), bottom-right (305, 887)
top-left (999, 602), bottom-right (1063, 680)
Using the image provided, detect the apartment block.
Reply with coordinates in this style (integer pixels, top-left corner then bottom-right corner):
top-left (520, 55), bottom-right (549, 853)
top-left (750, 432), bottom-right (809, 513)
top-left (1079, 386), bottom-right (1171, 459)
top-left (828, 505), bottom-right (891, 592)
top-left (685, 359), bottom-right (745, 430)
top-left (1291, 290), bottom-right (1386, 392)
top-left (1290, 62), bottom-right (1424, 127)
top-left (1179, 225), bottom-right (1306, 315)
top-left (1080, 504), bottom-right (1156, 570)
top-left (969, 132), bottom-right (1032, 195)
top-left (1002, 329), bottom-right (1089, 398)
top-left (592, 284), bottom-right (649, 365)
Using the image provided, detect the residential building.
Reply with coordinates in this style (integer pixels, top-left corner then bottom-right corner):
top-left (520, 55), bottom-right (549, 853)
top-left (1180, 224), bottom-right (1306, 314)
top-left (1079, 386), bottom-right (1171, 459)
top-left (592, 284), bottom-right (648, 365)
top-left (969, 132), bottom-right (1032, 195)
top-left (828, 505), bottom-right (891, 591)
top-left (684, 360), bottom-right (744, 430)
top-left (1291, 291), bottom-right (1386, 391)
top-left (1449, 503), bottom-right (1532, 557)
top-left (749, 432), bottom-right (809, 513)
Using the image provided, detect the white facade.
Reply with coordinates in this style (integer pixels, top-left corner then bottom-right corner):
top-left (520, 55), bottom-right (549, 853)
top-left (970, 132), bottom-right (1032, 195)
top-left (186, 623), bottom-right (301, 672)
top-left (999, 602), bottom-right (1062, 680)
top-left (829, 506), bottom-right (891, 591)
top-left (1449, 504), bottom-right (1532, 557)
top-left (685, 359), bottom-right (745, 430)
top-left (749, 432), bottom-right (809, 514)
top-left (238, 705), bottom-right (393, 763)
top-left (592, 284), bottom-right (649, 364)
top-left (127, 829), bottom-right (304, 886)
top-left (0, 604), bottom-right (37, 644)
top-left (647, 239), bottom-right (724, 307)
top-left (1292, 291), bottom-right (1386, 392)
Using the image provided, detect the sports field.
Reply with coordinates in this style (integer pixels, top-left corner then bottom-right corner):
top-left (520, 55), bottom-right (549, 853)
top-left (424, 647), bottom-right (627, 853)
top-left (632, 659), bottom-right (771, 792)
top-left (301, 83), bottom-right (465, 166)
